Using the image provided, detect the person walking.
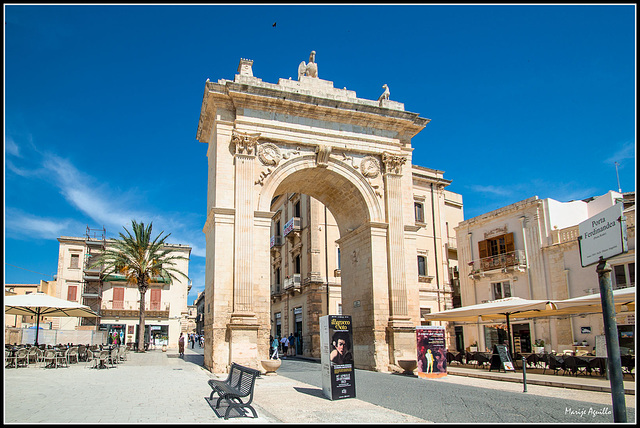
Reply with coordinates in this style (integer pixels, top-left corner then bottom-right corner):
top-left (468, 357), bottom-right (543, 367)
top-left (190, 334), bottom-right (195, 349)
top-left (288, 332), bottom-right (296, 356)
top-left (271, 336), bottom-right (279, 359)
top-left (280, 335), bottom-right (289, 359)
top-left (178, 332), bottom-right (185, 357)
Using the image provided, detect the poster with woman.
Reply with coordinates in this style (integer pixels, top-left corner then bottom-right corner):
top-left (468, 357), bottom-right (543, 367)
top-left (416, 326), bottom-right (447, 378)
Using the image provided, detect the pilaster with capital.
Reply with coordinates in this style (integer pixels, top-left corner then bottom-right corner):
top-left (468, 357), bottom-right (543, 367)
top-left (232, 130), bottom-right (259, 318)
top-left (382, 152), bottom-right (410, 322)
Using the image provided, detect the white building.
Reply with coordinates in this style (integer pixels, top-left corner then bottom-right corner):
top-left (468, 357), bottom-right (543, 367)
top-left (55, 227), bottom-right (192, 348)
top-left (455, 190), bottom-right (635, 354)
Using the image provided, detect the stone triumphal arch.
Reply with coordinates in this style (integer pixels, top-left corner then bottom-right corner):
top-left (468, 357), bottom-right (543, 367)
top-left (196, 55), bottom-right (431, 373)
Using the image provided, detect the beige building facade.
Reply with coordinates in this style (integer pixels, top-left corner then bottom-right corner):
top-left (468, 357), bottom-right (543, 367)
top-left (54, 228), bottom-right (192, 349)
top-left (455, 190), bottom-right (635, 354)
top-left (269, 169), bottom-right (464, 360)
top-left (196, 54), bottom-right (463, 372)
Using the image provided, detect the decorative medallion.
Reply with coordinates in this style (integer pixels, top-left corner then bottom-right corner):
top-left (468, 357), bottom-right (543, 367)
top-left (360, 156), bottom-right (380, 178)
top-left (257, 143), bottom-right (282, 166)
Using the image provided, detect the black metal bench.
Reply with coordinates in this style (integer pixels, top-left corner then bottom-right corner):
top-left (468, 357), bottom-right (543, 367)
top-left (208, 362), bottom-right (260, 420)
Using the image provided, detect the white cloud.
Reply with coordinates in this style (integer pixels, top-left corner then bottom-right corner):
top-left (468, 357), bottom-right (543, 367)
top-left (5, 159), bottom-right (33, 177)
top-left (604, 141), bottom-right (635, 165)
top-left (40, 152), bottom-right (207, 257)
top-left (42, 154), bottom-right (142, 229)
top-left (5, 137), bottom-right (21, 157)
top-left (5, 208), bottom-right (85, 240)
top-left (468, 184), bottom-right (513, 197)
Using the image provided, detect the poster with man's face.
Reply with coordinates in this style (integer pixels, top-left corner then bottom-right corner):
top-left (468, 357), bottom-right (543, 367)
top-left (320, 315), bottom-right (356, 400)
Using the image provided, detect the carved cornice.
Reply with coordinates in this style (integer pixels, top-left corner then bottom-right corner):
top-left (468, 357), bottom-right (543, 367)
top-left (382, 152), bottom-right (407, 175)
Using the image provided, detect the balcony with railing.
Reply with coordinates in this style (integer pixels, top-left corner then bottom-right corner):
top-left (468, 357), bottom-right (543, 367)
top-left (284, 273), bottom-right (301, 290)
top-left (447, 236), bottom-right (458, 250)
top-left (270, 235), bottom-right (283, 249)
top-left (283, 217), bottom-right (301, 238)
top-left (101, 300), bottom-right (170, 318)
top-left (551, 225), bottom-right (580, 245)
top-left (103, 273), bottom-right (170, 284)
top-left (468, 250), bottom-right (527, 278)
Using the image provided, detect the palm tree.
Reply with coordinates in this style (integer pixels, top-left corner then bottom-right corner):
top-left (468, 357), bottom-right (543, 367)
top-left (93, 220), bottom-right (189, 352)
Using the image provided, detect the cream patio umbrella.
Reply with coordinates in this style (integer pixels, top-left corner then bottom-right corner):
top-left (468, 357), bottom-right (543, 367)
top-left (424, 297), bottom-right (557, 355)
top-left (5, 292), bottom-right (99, 345)
top-left (550, 287), bottom-right (635, 315)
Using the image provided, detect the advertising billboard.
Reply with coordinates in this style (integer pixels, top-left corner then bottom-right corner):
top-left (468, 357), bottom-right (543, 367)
top-left (320, 315), bottom-right (356, 400)
top-left (416, 326), bottom-right (447, 378)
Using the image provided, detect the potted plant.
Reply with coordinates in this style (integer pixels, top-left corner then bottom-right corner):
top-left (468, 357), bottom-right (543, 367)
top-left (533, 339), bottom-right (545, 354)
top-left (581, 340), bottom-right (588, 347)
top-left (161, 335), bottom-right (168, 352)
top-left (469, 341), bottom-right (478, 352)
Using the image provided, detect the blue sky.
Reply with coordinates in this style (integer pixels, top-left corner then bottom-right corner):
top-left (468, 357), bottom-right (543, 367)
top-left (4, 4), bottom-right (636, 304)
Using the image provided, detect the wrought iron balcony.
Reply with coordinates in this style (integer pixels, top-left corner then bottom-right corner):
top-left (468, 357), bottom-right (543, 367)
top-left (468, 250), bottom-right (526, 278)
top-left (270, 235), bottom-right (283, 248)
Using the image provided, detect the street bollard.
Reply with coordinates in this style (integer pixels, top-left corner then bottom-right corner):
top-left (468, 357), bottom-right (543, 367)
top-left (522, 357), bottom-right (527, 393)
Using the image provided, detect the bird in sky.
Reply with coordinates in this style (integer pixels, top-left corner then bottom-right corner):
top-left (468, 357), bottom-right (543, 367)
top-left (272, 22), bottom-right (276, 28)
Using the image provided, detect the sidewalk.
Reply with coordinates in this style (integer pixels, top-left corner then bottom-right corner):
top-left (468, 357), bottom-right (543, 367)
top-left (446, 365), bottom-right (635, 395)
top-left (3, 348), bottom-right (427, 424)
top-left (4, 348), bottom-right (635, 424)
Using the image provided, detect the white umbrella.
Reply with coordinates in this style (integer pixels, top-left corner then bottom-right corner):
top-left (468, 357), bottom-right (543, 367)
top-left (5, 292), bottom-right (99, 345)
top-left (424, 297), bottom-right (556, 354)
top-left (424, 297), bottom-right (555, 322)
top-left (548, 286), bottom-right (635, 316)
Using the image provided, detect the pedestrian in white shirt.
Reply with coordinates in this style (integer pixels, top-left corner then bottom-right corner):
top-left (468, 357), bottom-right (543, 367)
top-left (280, 335), bottom-right (289, 359)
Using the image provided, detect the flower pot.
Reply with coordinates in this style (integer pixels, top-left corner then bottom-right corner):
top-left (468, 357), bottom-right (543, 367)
top-left (469, 346), bottom-right (478, 353)
top-left (162, 345), bottom-right (167, 352)
top-left (261, 359), bottom-right (281, 375)
top-left (533, 346), bottom-right (544, 354)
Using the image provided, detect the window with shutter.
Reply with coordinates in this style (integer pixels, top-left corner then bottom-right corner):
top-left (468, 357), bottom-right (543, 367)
top-left (67, 285), bottom-right (77, 301)
top-left (113, 287), bottom-right (124, 309)
top-left (150, 289), bottom-right (161, 311)
top-left (478, 240), bottom-right (489, 259)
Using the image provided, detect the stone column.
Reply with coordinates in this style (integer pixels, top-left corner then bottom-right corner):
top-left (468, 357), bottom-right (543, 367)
top-left (228, 130), bottom-right (260, 368)
top-left (382, 152), bottom-right (414, 366)
top-left (382, 152), bottom-right (409, 321)
top-left (232, 130), bottom-right (259, 316)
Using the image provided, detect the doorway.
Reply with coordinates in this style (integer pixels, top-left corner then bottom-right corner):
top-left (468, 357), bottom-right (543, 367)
top-left (512, 323), bottom-right (532, 353)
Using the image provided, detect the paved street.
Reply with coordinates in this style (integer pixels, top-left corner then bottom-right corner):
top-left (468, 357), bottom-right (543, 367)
top-left (4, 346), bottom-right (636, 424)
top-left (277, 357), bottom-right (636, 423)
